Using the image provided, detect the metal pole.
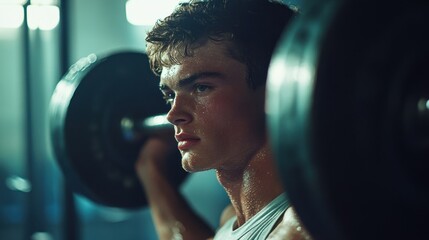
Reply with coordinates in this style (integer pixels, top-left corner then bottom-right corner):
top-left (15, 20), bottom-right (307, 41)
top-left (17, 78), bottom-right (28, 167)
top-left (59, 0), bottom-right (80, 240)
top-left (21, 2), bottom-right (38, 240)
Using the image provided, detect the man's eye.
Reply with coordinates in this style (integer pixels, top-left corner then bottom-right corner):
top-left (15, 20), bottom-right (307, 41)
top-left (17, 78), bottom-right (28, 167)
top-left (195, 84), bottom-right (210, 93)
top-left (162, 93), bottom-right (174, 105)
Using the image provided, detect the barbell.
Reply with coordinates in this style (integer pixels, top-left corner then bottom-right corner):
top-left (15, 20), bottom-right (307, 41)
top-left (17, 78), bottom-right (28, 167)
top-left (49, 51), bottom-right (186, 209)
top-left (48, 0), bottom-right (429, 238)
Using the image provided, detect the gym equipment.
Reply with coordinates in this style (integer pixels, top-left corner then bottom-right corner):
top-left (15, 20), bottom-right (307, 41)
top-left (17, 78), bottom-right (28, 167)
top-left (267, 0), bottom-right (429, 239)
top-left (50, 51), bottom-right (185, 209)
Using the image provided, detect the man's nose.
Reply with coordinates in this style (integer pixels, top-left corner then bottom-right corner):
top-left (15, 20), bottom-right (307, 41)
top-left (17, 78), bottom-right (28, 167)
top-left (166, 95), bottom-right (192, 126)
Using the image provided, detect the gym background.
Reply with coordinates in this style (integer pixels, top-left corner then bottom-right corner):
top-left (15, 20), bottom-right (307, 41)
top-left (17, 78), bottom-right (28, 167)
top-left (0, 0), bottom-right (300, 240)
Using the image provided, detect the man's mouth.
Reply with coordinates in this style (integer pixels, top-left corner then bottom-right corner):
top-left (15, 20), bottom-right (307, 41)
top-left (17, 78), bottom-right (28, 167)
top-left (175, 133), bottom-right (200, 150)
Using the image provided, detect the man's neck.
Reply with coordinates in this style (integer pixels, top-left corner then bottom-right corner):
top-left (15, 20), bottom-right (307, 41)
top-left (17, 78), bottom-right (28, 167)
top-left (215, 144), bottom-right (285, 227)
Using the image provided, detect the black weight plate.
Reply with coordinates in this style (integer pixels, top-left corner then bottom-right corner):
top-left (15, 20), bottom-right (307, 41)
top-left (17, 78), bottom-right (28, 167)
top-left (267, 1), bottom-right (429, 239)
top-left (50, 51), bottom-right (186, 209)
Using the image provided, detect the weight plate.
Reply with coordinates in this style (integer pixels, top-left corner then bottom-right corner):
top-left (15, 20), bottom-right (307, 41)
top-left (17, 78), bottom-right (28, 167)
top-left (50, 51), bottom-right (185, 209)
top-left (267, 1), bottom-right (429, 239)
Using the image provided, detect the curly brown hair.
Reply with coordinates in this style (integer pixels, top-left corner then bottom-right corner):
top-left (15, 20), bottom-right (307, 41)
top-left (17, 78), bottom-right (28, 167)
top-left (145, 0), bottom-right (296, 88)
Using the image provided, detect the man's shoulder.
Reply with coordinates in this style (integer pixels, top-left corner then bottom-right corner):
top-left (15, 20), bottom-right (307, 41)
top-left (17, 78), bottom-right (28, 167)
top-left (267, 207), bottom-right (313, 240)
top-left (219, 204), bottom-right (236, 227)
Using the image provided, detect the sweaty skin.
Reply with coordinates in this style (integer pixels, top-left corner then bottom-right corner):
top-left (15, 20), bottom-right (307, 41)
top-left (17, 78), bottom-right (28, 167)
top-left (160, 41), bottom-right (266, 174)
top-left (136, 39), bottom-right (312, 240)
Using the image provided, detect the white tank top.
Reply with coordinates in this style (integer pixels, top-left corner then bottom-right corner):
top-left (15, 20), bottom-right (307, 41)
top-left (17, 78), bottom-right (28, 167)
top-left (213, 193), bottom-right (289, 240)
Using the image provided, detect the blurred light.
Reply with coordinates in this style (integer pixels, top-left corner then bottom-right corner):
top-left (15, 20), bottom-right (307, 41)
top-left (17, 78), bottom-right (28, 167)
top-left (0, 5), bottom-right (24, 29)
top-left (30, 0), bottom-right (57, 4)
top-left (417, 98), bottom-right (429, 112)
top-left (6, 175), bottom-right (32, 192)
top-left (268, 55), bottom-right (313, 89)
top-left (0, 0), bottom-right (27, 4)
top-left (31, 232), bottom-right (53, 240)
top-left (27, 4), bottom-right (59, 30)
top-left (143, 114), bottom-right (170, 127)
top-left (125, 0), bottom-right (180, 26)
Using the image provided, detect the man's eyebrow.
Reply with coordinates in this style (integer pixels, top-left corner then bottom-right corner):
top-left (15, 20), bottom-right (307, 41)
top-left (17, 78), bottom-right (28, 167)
top-left (159, 71), bottom-right (223, 91)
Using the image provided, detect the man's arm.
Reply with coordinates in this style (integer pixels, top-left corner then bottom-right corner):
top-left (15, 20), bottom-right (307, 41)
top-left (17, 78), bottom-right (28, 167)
top-left (136, 138), bottom-right (214, 240)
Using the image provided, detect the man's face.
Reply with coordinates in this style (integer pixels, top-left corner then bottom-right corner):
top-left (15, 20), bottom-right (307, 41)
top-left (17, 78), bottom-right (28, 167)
top-left (159, 40), bottom-right (267, 172)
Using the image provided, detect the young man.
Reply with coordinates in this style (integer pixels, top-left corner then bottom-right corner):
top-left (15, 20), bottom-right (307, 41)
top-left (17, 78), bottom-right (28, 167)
top-left (135, 0), bottom-right (312, 239)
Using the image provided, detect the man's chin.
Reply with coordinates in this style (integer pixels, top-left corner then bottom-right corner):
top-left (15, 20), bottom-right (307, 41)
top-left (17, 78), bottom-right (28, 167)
top-left (182, 161), bottom-right (200, 173)
top-left (181, 154), bottom-right (213, 173)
